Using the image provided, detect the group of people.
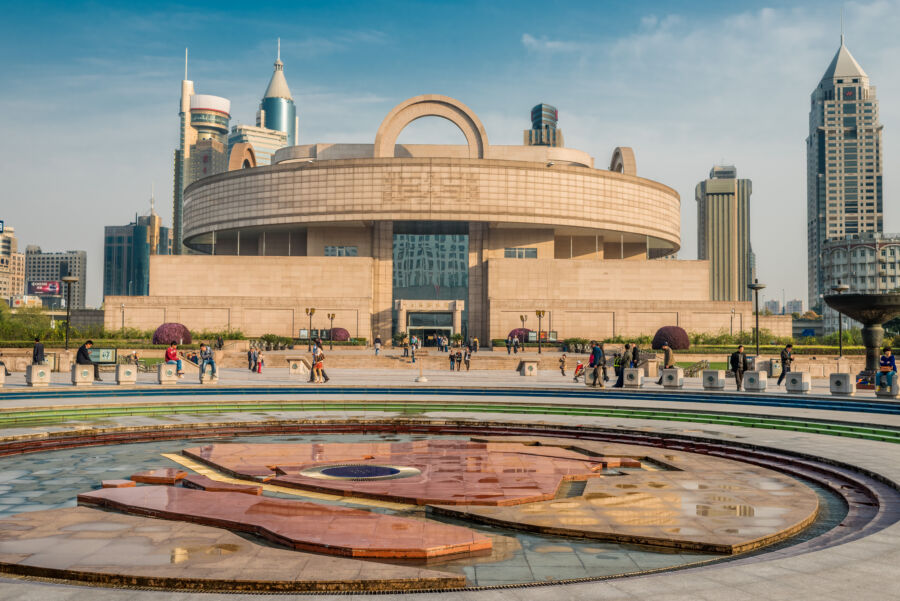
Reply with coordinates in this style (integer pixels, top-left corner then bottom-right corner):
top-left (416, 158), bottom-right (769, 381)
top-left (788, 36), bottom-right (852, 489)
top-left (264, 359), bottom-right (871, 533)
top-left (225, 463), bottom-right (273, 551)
top-left (505, 336), bottom-right (522, 354)
top-left (448, 347), bottom-right (472, 371)
top-left (561, 341), bottom-right (654, 389)
top-left (247, 347), bottom-right (264, 373)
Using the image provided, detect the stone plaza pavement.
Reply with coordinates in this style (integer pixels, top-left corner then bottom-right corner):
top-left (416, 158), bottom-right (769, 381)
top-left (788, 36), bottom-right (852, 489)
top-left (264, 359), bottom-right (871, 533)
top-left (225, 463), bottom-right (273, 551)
top-left (0, 368), bottom-right (897, 600)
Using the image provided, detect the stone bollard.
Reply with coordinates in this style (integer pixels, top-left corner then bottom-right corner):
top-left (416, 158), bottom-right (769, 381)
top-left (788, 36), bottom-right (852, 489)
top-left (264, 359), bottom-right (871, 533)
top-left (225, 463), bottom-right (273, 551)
top-left (623, 368), bottom-right (643, 388)
top-left (116, 364), bottom-right (137, 386)
top-left (286, 357), bottom-right (311, 379)
top-left (702, 370), bottom-right (726, 390)
top-left (158, 363), bottom-right (178, 386)
top-left (875, 375), bottom-right (900, 399)
top-left (660, 367), bottom-right (684, 388)
top-left (71, 364), bottom-right (94, 387)
top-left (829, 373), bottom-right (855, 396)
top-left (744, 371), bottom-right (767, 392)
top-left (517, 360), bottom-right (538, 376)
top-left (785, 372), bottom-right (811, 394)
top-left (26, 365), bottom-right (51, 387)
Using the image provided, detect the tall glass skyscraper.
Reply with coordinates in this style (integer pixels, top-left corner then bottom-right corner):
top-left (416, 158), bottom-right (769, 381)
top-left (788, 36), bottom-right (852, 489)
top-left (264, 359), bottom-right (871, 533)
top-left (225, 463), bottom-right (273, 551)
top-left (523, 103), bottom-right (564, 147)
top-left (807, 36), bottom-right (883, 308)
top-left (257, 42), bottom-right (298, 146)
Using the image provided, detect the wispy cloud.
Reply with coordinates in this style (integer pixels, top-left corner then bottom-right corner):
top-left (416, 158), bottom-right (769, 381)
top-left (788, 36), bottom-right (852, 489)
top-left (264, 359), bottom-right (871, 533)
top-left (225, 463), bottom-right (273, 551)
top-left (520, 33), bottom-right (583, 53)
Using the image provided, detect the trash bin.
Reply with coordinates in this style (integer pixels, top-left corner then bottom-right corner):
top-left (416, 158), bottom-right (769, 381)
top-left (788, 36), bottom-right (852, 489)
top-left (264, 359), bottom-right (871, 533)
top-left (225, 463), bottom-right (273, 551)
top-left (745, 356), bottom-right (757, 371)
top-left (768, 358), bottom-right (782, 377)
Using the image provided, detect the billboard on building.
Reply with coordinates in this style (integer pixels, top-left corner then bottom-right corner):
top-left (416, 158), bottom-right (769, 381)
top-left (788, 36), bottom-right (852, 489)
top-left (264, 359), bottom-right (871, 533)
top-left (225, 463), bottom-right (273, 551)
top-left (28, 281), bottom-right (62, 295)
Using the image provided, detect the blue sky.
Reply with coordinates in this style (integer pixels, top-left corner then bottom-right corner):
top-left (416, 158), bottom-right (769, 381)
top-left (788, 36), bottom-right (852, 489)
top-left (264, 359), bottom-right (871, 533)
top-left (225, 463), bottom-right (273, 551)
top-left (2, 0), bottom-right (899, 308)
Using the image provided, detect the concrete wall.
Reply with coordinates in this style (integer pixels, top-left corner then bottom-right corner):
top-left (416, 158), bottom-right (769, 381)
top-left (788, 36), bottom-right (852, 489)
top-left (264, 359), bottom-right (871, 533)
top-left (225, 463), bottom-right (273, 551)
top-left (306, 226), bottom-right (373, 257)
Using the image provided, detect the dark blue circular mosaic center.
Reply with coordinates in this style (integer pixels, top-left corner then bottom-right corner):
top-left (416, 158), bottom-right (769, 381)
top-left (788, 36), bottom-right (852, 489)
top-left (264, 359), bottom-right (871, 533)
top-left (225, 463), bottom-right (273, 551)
top-left (320, 465), bottom-right (401, 479)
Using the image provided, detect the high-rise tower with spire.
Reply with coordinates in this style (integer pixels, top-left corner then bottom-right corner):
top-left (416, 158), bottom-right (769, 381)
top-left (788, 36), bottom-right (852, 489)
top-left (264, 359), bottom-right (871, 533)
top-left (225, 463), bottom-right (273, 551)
top-left (257, 39), bottom-right (298, 145)
top-left (806, 34), bottom-right (883, 310)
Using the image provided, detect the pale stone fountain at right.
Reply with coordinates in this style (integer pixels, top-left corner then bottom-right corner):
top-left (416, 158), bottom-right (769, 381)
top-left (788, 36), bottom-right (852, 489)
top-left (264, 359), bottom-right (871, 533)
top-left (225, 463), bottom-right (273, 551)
top-left (823, 292), bottom-right (900, 388)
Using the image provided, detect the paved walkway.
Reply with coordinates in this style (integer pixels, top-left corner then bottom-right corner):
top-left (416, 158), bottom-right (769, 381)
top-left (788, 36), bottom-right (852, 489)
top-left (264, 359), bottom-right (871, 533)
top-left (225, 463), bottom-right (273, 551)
top-left (0, 372), bottom-right (898, 600)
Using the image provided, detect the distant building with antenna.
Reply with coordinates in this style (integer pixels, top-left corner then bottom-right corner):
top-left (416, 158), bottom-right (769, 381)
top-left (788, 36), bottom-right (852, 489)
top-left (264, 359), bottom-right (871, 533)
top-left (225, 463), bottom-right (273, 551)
top-left (103, 189), bottom-right (172, 298)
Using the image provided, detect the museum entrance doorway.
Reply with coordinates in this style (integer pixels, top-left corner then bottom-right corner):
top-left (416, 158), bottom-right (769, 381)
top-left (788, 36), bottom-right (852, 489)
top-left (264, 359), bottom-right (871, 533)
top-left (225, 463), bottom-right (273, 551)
top-left (407, 326), bottom-right (453, 347)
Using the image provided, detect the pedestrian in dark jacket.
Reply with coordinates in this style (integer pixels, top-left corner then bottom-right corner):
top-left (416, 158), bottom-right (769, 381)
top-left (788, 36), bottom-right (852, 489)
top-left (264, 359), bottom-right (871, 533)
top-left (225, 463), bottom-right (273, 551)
top-left (247, 349), bottom-right (254, 370)
top-left (777, 344), bottom-right (794, 386)
top-left (631, 344), bottom-right (641, 368)
top-left (614, 344), bottom-right (632, 388)
top-left (32, 338), bottom-right (45, 365)
top-left (455, 350), bottom-right (463, 371)
top-left (76, 340), bottom-right (101, 381)
top-left (730, 345), bottom-right (749, 391)
top-left (589, 342), bottom-right (605, 388)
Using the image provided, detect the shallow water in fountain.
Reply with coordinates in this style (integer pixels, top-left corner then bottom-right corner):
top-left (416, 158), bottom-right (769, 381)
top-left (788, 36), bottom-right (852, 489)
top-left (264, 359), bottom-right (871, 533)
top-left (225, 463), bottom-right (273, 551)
top-left (0, 433), bottom-right (848, 586)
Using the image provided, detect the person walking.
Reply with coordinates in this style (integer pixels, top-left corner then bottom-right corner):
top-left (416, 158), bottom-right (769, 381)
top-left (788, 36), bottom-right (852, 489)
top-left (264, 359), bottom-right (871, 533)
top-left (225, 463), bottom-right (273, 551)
top-left (559, 353), bottom-right (567, 376)
top-left (449, 350), bottom-right (456, 371)
top-left (464, 348), bottom-right (471, 371)
top-left (455, 349), bottom-right (463, 371)
top-left (32, 337), bottom-right (45, 366)
top-left (247, 348), bottom-right (254, 371)
top-left (777, 343), bottom-right (794, 386)
top-left (513, 337), bottom-right (520, 354)
top-left (506, 336), bottom-right (512, 355)
top-left (76, 340), bottom-right (102, 381)
top-left (588, 341), bottom-right (605, 388)
top-left (256, 350), bottom-right (264, 374)
top-left (374, 336), bottom-right (382, 357)
top-left (730, 345), bottom-right (748, 391)
top-left (656, 342), bottom-right (675, 385)
top-left (165, 342), bottom-right (184, 378)
top-left (877, 347), bottom-right (897, 391)
top-left (198, 343), bottom-right (217, 381)
top-left (614, 344), bottom-right (632, 388)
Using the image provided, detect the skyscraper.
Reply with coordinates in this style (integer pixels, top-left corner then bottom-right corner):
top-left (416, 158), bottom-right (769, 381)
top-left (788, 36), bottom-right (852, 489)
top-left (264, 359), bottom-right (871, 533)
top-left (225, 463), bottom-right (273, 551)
top-left (807, 36), bottom-right (883, 309)
top-left (258, 40), bottom-right (298, 146)
top-left (227, 125), bottom-right (287, 167)
top-left (24, 246), bottom-right (87, 308)
top-left (523, 103), bottom-right (564, 147)
top-left (103, 197), bottom-right (172, 298)
top-left (0, 225), bottom-right (24, 302)
top-left (695, 165), bottom-right (753, 302)
top-left (172, 52), bottom-right (231, 255)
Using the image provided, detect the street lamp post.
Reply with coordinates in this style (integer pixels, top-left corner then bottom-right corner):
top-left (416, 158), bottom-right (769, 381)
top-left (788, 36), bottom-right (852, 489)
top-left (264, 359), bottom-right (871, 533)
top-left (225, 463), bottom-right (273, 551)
top-left (730, 308), bottom-right (735, 336)
top-left (327, 313), bottom-right (335, 351)
top-left (748, 279), bottom-right (766, 358)
top-left (831, 281), bottom-right (850, 358)
top-left (62, 276), bottom-right (78, 351)
top-left (120, 303), bottom-right (125, 331)
top-left (305, 307), bottom-right (315, 351)
top-left (535, 310), bottom-right (546, 354)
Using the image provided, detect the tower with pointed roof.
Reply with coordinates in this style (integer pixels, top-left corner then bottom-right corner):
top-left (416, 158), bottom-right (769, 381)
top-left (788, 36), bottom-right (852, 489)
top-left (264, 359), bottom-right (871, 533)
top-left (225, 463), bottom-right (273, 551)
top-left (257, 39), bottom-right (298, 146)
top-left (806, 35), bottom-right (883, 309)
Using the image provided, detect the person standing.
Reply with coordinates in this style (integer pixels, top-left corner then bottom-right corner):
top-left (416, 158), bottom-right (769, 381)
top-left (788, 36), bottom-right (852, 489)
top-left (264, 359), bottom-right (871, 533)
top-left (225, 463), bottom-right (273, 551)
top-left (32, 337), bottom-right (45, 366)
top-left (247, 348), bottom-right (254, 371)
top-left (449, 350), bottom-right (456, 371)
top-left (198, 343), bottom-right (217, 381)
top-left (513, 337), bottom-right (520, 354)
top-left (472, 337), bottom-right (479, 353)
top-left (777, 343), bottom-right (794, 386)
top-left (455, 349), bottom-right (463, 371)
top-left (216, 336), bottom-right (224, 351)
top-left (730, 345), bottom-right (748, 391)
top-left (614, 344), bottom-right (632, 388)
top-left (630, 343), bottom-right (641, 368)
top-left (76, 340), bottom-right (101, 381)
top-left (656, 342), bottom-right (675, 385)
top-left (374, 336), bottom-right (382, 357)
top-left (589, 341), bottom-right (605, 388)
top-left (464, 348), bottom-right (471, 371)
top-left (165, 342), bottom-right (184, 378)
top-left (877, 347), bottom-right (897, 391)
top-left (256, 350), bottom-right (264, 374)
top-left (506, 336), bottom-right (512, 355)
top-left (559, 353), bottom-right (567, 376)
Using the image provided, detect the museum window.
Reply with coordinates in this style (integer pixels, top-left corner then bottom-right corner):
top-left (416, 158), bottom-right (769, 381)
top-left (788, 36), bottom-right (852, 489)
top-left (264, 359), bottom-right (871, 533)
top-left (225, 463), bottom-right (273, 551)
top-left (324, 245), bottom-right (358, 257)
top-left (504, 247), bottom-right (538, 259)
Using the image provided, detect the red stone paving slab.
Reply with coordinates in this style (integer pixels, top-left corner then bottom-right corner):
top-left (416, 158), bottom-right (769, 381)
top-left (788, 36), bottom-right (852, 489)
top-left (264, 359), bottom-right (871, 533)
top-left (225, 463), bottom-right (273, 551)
top-left (101, 479), bottom-right (136, 488)
top-left (183, 440), bottom-right (638, 506)
top-left (77, 486), bottom-right (492, 559)
top-left (130, 468), bottom-right (187, 485)
top-left (181, 474), bottom-right (262, 495)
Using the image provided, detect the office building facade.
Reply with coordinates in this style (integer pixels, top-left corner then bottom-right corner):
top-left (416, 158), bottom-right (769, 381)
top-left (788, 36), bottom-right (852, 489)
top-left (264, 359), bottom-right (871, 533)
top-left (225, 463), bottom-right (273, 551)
top-left (785, 299), bottom-right (804, 315)
top-left (228, 125), bottom-right (287, 167)
top-left (0, 226), bottom-right (24, 302)
top-left (807, 37), bottom-right (883, 309)
top-left (104, 209), bottom-right (172, 298)
top-left (696, 165), bottom-right (752, 302)
top-left (24, 246), bottom-right (87, 309)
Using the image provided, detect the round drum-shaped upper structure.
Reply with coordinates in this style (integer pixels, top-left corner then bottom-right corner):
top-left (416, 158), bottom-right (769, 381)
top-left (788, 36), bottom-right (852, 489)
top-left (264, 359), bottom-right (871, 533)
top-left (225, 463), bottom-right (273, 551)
top-left (183, 157), bottom-right (681, 252)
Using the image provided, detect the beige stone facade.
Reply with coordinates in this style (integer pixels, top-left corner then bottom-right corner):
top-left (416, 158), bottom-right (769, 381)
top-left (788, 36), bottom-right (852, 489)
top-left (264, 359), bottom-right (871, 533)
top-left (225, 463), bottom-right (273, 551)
top-left (115, 95), bottom-right (790, 340)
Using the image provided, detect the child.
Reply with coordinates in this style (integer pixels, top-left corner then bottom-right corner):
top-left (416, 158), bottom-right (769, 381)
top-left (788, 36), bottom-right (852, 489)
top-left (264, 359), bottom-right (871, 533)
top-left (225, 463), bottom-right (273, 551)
top-left (559, 353), bottom-right (567, 376)
top-left (573, 360), bottom-right (585, 382)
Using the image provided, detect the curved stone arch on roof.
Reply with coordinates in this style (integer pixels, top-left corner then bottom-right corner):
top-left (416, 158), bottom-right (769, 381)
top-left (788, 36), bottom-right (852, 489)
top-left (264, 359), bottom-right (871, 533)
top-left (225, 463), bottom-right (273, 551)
top-left (374, 94), bottom-right (489, 159)
top-left (228, 143), bottom-right (257, 171)
top-left (609, 147), bottom-right (636, 176)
